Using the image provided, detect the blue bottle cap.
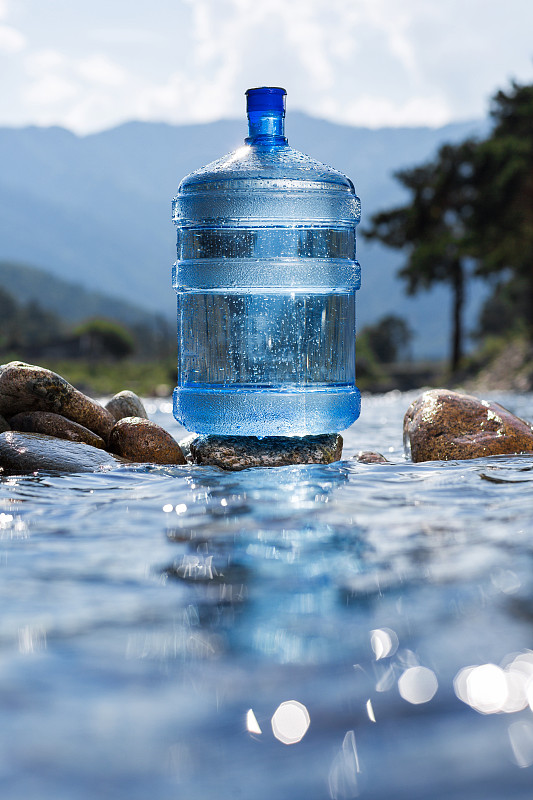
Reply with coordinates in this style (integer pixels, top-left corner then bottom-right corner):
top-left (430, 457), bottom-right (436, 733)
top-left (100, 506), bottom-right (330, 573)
top-left (246, 87), bottom-right (286, 114)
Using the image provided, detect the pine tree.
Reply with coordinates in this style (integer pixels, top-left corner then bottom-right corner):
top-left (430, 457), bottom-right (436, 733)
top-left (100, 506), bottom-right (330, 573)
top-left (364, 140), bottom-right (478, 372)
top-left (471, 81), bottom-right (533, 340)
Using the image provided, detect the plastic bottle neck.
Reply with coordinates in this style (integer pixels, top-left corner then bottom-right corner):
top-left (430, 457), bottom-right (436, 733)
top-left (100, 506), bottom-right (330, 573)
top-left (245, 110), bottom-right (287, 146)
top-left (245, 87), bottom-right (287, 147)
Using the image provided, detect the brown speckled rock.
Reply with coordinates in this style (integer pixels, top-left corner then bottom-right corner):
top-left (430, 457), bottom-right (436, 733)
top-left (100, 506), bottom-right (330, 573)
top-left (354, 451), bottom-right (390, 464)
top-left (0, 362), bottom-right (114, 442)
top-left (0, 414), bottom-right (9, 434)
top-left (9, 411), bottom-right (105, 449)
top-left (105, 390), bottom-right (148, 422)
top-left (404, 389), bottom-right (533, 463)
top-left (0, 431), bottom-right (120, 475)
top-left (109, 417), bottom-right (186, 465)
top-left (188, 433), bottom-right (343, 471)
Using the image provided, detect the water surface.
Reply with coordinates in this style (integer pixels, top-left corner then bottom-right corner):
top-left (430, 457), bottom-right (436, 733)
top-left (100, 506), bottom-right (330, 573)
top-left (1, 391), bottom-right (533, 799)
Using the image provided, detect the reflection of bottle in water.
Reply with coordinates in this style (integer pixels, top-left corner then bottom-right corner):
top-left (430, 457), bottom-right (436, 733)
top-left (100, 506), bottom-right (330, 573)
top-left (172, 87), bottom-right (361, 436)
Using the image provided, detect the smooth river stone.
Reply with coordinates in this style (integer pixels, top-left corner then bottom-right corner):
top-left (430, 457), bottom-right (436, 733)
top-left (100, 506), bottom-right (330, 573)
top-left (404, 388), bottom-right (533, 463)
top-left (0, 362), bottom-right (114, 442)
top-left (105, 390), bottom-right (148, 422)
top-left (354, 451), bottom-right (390, 464)
top-left (0, 414), bottom-right (9, 433)
top-left (109, 417), bottom-right (186, 465)
top-left (0, 431), bottom-right (120, 475)
top-left (9, 411), bottom-right (105, 449)
top-left (188, 433), bottom-right (343, 471)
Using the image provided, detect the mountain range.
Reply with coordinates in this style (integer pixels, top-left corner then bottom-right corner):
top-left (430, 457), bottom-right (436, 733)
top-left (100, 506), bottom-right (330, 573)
top-left (0, 260), bottom-right (163, 327)
top-left (0, 113), bottom-right (488, 358)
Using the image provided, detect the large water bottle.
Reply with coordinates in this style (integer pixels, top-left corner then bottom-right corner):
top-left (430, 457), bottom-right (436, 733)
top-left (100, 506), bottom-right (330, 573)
top-left (172, 87), bottom-right (361, 437)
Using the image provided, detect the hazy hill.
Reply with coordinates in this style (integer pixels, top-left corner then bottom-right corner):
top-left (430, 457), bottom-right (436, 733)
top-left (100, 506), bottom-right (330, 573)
top-left (0, 260), bottom-right (162, 326)
top-left (0, 113), bottom-right (487, 357)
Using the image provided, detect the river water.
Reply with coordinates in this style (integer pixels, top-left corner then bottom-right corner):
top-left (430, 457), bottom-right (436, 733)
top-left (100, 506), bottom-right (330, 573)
top-left (1, 390), bottom-right (533, 800)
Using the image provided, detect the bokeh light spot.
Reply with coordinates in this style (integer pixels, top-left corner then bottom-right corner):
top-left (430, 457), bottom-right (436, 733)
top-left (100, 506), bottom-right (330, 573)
top-left (246, 708), bottom-right (262, 735)
top-left (398, 666), bottom-right (438, 704)
top-left (466, 664), bottom-right (508, 714)
top-left (509, 720), bottom-right (533, 768)
top-left (271, 700), bottom-right (310, 745)
top-left (455, 663), bottom-right (510, 714)
top-left (370, 627), bottom-right (398, 660)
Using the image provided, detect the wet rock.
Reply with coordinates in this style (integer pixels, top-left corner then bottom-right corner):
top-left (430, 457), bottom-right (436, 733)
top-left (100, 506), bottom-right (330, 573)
top-left (9, 411), bottom-right (105, 449)
top-left (0, 362), bottom-right (114, 442)
top-left (0, 414), bottom-right (9, 434)
top-left (109, 417), bottom-right (186, 465)
top-left (0, 431), bottom-right (120, 475)
top-left (354, 451), bottom-right (389, 464)
top-left (188, 433), bottom-right (343, 471)
top-left (404, 388), bottom-right (533, 463)
top-left (105, 390), bottom-right (148, 422)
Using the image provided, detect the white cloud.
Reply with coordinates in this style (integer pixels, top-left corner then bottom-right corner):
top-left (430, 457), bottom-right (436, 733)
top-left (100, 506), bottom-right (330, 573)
top-left (150, 0), bottom-right (360, 122)
top-left (88, 28), bottom-right (164, 46)
top-left (2, 0), bottom-right (533, 132)
top-left (62, 92), bottom-right (126, 133)
top-left (154, 0), bottom-right (433, 126)
top-left (21, 48), bottom-right (130, 131)
top-left (26, 49), bottom-right (68, 74)
top-left (77, 54), bottom-right (126, 87)
top-left (0, 24), bottom-right (26, 53)
top-left (25, 73), bottom-right (78, 107)
top-left (24, 50), bottom-right (78, 112)
top-left (337, 93), bottom-right (453, 129)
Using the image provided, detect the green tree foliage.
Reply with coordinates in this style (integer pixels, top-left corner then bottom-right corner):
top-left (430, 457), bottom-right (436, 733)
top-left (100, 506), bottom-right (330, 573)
top-left (474, 274), bottom-right (529, 340)
top-left (361, 314), bottom-right (413, 363)
top-left (129, 315), bottom-right (175, 360)
top-left (73, 318), bottom-right (136, 361)
top-left (471, 81), bottom-right (533, 338)
top-left (0, 288), bottom-right (65, 351)
top-left (365, 79), bottom-right (533, 362)
top-left (0, 287), bottom-right (19, 331)
top-left (363, 140), bottom-right (478, 372)
top-left (0, 283), bottom-right (176, 364)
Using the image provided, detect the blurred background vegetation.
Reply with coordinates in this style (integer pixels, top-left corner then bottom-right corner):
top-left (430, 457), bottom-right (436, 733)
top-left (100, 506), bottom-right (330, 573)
top-left (364, 78), bottom-right (533, 390)
top-left (0, 275), bottom-right (176, 396)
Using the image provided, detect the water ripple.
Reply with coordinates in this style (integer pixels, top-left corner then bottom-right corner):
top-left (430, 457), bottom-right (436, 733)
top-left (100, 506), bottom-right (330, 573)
top-left (1, 392), bottom-right (533, 799)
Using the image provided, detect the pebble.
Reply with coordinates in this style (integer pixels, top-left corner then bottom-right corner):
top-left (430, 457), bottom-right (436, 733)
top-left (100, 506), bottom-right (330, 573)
top-left (354, 451), bottom-right (389, 464)
top-left (0, 361), bottom-right (115, 443)
top-left (0, 431), bottom-right (120, 475)
top-left (404, 388), bottom-right (533, 462)
top-left (188, 433), bottom-right (343, 471)
top-left (105, 390), bottom-right (148, 422)
top-left (109, 417), bottom-right (186, 465)
top-left (9, 411), bottom-right (105, 449)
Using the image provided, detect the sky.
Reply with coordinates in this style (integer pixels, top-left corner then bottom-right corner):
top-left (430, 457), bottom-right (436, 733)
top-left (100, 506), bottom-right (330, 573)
top-left (0, 0), bottom-right (532, 134)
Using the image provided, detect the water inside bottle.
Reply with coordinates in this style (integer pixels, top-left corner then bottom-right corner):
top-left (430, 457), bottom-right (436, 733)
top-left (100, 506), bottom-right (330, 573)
top-left (178, 291), bottom-right (355, 388)
top-left (173, 86), bottom-right (361, 435)
top-left (177, 226), bottom-right (355, 260)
